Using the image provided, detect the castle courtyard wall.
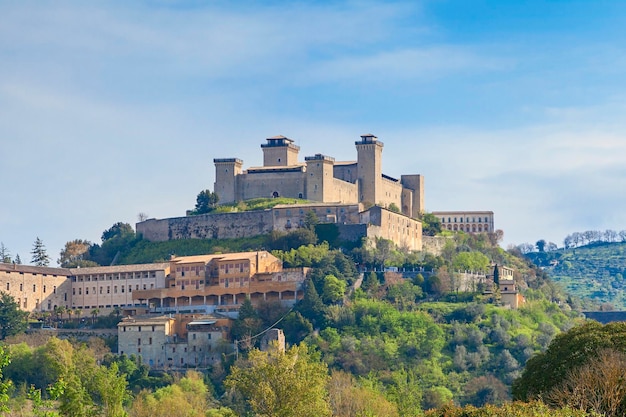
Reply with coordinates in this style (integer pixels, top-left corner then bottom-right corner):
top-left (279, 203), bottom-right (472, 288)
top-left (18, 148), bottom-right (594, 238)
top-left (237, 170), bottom-right (306, 201)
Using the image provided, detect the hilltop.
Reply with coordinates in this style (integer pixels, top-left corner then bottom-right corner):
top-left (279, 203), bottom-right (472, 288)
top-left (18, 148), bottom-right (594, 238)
top-left (525, 242), bottom-right (626, 309)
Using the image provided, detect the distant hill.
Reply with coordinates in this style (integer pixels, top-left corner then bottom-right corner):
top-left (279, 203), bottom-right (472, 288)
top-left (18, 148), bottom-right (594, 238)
top-left (526, 242), bottom-right (626, 309)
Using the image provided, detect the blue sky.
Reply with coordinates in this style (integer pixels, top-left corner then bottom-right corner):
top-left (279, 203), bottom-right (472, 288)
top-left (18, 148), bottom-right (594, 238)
top-left (2, 0), bottom-right (626, 264)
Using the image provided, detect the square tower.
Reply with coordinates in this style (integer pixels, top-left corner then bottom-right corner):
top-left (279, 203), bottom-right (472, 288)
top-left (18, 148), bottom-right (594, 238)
top-left (214, 158), bottom-right (243, 204)
top-left (261, 135), bottom-right (300, 167)
top-left (355, 134), bottom-right (384, 206)
top-left (305, 154), bottom-right (335, 202)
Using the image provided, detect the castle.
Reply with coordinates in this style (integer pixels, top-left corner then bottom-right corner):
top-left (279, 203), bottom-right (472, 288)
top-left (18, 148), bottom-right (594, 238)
top-left (137, 134), bottom-right (425, 251)
top-left (214, 134), bottom-right (424, 217)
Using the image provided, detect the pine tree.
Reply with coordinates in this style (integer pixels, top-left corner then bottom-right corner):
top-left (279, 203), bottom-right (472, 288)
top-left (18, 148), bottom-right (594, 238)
top-left (0, 243), bottom-right (10, 263)
top-left (31, 237), bottom-right (50, 266)
top-left (14, 254), bottom-right (22, 265)
top-left (297, 279), bottom-right (326, 328)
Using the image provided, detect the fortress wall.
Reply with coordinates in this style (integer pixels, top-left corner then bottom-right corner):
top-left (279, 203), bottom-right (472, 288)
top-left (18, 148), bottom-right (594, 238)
top-left (272, 204), bottom-right (361, 231)
top-left (137, 218), bottom-right (171, 241)
top-left (362, 206), bottom-right (422, 251)
top-left (138, 211), bottom-right (274, 241)
top-left (422, 236), bottom-right (448, 256)
top-left (337, 223), bottom-right (368, 242)
top-left (333, 163), bottom-right (358, 183)
top-left (238, 171), bottom-right (306, 200)
top-left (380, 177), bottom-right (403, 209)
top-left (329, 178), bottom-right (358, 204)
top-left (169, 211), bottom-right (273, 240)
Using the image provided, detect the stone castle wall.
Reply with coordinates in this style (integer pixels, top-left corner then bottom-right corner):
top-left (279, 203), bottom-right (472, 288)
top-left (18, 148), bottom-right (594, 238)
top-left (137, 211), bottom-right (274, 241)
top-left (329, 178), bottom-right (358, 204)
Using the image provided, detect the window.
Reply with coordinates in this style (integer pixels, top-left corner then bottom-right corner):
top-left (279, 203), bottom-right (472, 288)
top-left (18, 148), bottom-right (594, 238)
top-left (5, 283), bottom-right (8, 291)
top-left (20, 283), bottom-right (23, 291)
top-left (192, 333), bottom-right (196, 340)
top-left (33, 284), bottom-right (36, 292)
top-left (114, 286), bottom-right (117, 294)
top-left (137, 338), bottom-right (141, 346)
top-left (152, 326), bottom-right (155, 331)
top-left (43, 285), bottom-right (46, 293)
top-left (53, 286), bottom-right (56, 294)
top-left (149, 337), bottom-right (152, 345)
top-left (107, 286), bottom-right (110, 294)
top-left (86, 288), bottom-right (89, 295)
top-left (78, 288), bottom-right (82, 295)
top-left (99, 287), bottom-right (103, 294)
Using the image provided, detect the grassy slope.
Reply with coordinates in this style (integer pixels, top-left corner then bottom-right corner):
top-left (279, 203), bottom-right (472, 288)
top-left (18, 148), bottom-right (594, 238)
top-left (526, 242), bottom-right (626, 309)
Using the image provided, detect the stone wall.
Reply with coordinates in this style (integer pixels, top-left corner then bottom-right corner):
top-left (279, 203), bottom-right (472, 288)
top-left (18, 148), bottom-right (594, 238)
top-left (422, 236), bottom-right (448, 256)
top-left (238, 170), bottom-right (306, 201)
top-left (329, 177), bottom-right (358, 204)
top-left (137, 211), bottom-right (274, 241)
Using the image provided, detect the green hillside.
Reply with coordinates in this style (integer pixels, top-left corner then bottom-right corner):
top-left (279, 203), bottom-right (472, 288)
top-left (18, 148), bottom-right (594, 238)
top-left (526, 242), bottom-right (626, 309)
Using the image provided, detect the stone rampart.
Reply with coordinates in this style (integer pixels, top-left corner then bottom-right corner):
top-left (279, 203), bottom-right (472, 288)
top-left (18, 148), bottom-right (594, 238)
top-left (422, 236), bottom-right (448, 256)
top-left (137, 211), bottom-right (274, 241)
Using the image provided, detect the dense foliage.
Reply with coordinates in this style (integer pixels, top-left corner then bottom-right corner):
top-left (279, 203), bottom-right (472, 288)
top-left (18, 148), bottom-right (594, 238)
top-left (526, 241), bottom-right (626, 309)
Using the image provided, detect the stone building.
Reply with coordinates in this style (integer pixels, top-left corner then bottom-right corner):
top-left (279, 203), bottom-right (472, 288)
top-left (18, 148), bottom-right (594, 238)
top-left (117, 314), bottom-right (232, 368)
top-left (214, 134), bottom-right (425, 218)
top-left (69, 263), bottom-right (169, 313)
top-left (432, 211), bottom-right (495, 233)
top-left (0, 250), bottom-right (304, 317)
top-left (131, 251), bottom-right (309, 314)
top-left (0, 263), bottom-right (72, 313)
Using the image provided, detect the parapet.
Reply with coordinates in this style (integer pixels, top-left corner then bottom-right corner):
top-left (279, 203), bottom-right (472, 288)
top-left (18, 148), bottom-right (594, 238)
top-left (304, 153), bottom-right (335, 162)
top-left (214, 158), bottom-right (243, 164)
top-left (355, 134), bottom-right (384, 146)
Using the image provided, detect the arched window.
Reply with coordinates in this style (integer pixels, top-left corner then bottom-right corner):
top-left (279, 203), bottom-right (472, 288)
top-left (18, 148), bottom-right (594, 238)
top-left (272, 191), bottom-right (279, 198)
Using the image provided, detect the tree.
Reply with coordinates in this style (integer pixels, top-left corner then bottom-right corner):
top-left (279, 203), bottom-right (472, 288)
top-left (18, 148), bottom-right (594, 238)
top-left (0, 242), bottom-right (10, 263)
top-left (102, 222), bottom-right (135, 242)
top-left (361, 271), bottom-right (380, 295)
top-left (321, 274), bottom-right (346, 304)
top-left (91, 308), bottom-right (100, 325)
top-left (58, 239), bottom-right (97, 268)
top-left (231, 298), bottom-right (262, 349)
top-left (193, 189), bottom-right (219, 215)
top-left (421, 213), bottom-right (442, 236)
top-left (535, 239), bottom-right (546, 252)
top-left (303, 210), bottom-right (319, 231)
top-left (512, 321), bottom-right (626, 401)
top-left (547, 349), bottom-right (626, 417)
top-left (297, 279), bottom-right (326, 328)
top-left (225, 343), bottom-right (332, 417)
top-left (31, 237), bottom-right (50, 266)
top-left (0, 346), bottom-right (10, 414)
top-left (328, 370), bottom-right (398, 417)
top-left (0, 293), bottom-right (28, 339)
top-left (14, 254), bottom-right (21, 264)
top-left (451, 252), bottom-right (490, 273)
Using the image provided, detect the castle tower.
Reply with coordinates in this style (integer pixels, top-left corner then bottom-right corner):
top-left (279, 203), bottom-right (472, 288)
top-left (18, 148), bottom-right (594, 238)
top-left (305, 154), bottom-right (335, 202)
top-left (213, 158), bottom-right (243, 204)
top-left (355, 134), bottom-right (383, 206)
top-left (261, 135), bottom-right (300, 167)
top-left (401, 174), bottom-right (425, 218)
